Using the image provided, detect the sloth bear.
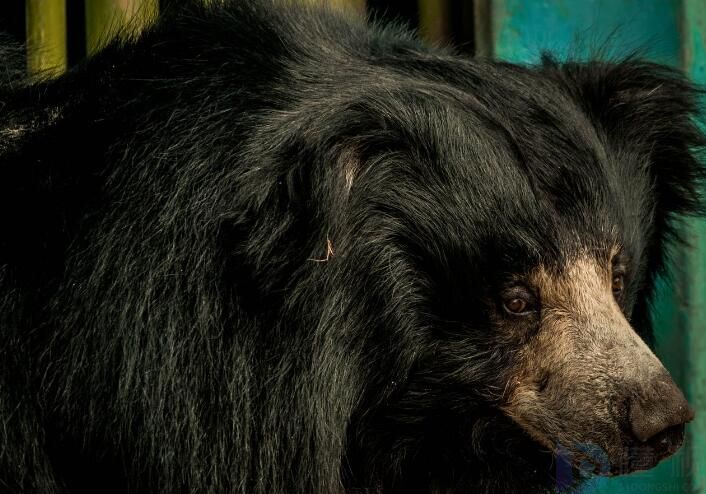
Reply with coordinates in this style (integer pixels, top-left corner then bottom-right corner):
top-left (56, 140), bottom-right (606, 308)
top-left (0, 1), bottom-right (703, 493)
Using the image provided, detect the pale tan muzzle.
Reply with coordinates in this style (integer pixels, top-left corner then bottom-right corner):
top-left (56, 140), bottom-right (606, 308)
top-left (502, 256), bottom-right (693, 474)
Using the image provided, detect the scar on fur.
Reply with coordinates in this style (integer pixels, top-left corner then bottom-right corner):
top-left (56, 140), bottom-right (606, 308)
top-left (1, 125), bottom-right (27, 138)
top-left (309, 236), bottom-right (335, 262)
top-left (645, 83), bottom-right (664, 97)
top-left (344, 163), bottom-right (355, 192)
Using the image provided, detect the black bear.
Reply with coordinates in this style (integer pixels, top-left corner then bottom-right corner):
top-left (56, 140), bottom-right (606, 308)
top-left (0, 1), bottom-right (703, 493)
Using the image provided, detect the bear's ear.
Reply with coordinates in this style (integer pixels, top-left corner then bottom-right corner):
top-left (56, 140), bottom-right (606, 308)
top-left (541, 57), bottom-right (706, 344)
top-left (541, 56), bottom-right (706, 220)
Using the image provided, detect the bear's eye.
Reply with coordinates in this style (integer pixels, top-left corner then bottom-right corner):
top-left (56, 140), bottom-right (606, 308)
top-left (501, 287), bottom-right (537, 315)
top-left (505, 298), bottom-right (527, 313)
top-left (612, 272), bottom-right (625, 298)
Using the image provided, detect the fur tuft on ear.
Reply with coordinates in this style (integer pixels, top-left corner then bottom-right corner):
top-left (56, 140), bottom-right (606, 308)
top-left (542, 56), bottom-right (706, 219)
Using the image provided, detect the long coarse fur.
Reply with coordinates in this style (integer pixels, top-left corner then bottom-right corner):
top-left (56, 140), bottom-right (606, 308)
top-left (0, 1), bottom-right (703, 493)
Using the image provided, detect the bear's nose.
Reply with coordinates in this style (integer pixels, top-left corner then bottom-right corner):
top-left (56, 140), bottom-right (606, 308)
top-left (629, 374), bottom-right (694, 448)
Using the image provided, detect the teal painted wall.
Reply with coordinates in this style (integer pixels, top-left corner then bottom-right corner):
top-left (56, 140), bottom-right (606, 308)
top-left (493, 0), bottom-right (681, 64)
top-left (491, 1), bottom-right (704, 492)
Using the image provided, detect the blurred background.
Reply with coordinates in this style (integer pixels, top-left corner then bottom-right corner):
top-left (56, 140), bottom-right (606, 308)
top-left (2, 1), bottom-right (704, 492)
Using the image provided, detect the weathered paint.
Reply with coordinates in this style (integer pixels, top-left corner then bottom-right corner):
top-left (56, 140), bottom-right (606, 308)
top-left (683, 1), bottom-right (706, 490)
top-left (26, 0), bottom-right (67, 77)
top-left (85, 0), bottom-right (158, 55)
top-left (491, 1), bottom-right (697, 492)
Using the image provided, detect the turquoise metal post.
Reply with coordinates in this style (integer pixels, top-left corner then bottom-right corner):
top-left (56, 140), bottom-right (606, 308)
top-left (682, 2), bottom-right (706, 491)
top-left (490, 1), bottom-right (694, 492)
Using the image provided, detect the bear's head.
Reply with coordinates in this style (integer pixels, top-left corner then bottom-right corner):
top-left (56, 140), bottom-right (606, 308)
top-left (263, 58), bottom-right (704, 491)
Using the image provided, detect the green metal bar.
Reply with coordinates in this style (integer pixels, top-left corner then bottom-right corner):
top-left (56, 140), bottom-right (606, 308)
top-left (682, 2), bottom-right (706, 491)
top-left (85, 0), bottom-right (158, 56)
top-left (26, 0), bottom-right (67, 77)
top-left (473, 0), bottom-right (493, 58)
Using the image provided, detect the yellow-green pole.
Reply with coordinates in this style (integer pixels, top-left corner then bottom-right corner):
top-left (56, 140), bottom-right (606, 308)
top-left (26, 0), bottom-right (68, 78)
top-left (330, 0), bottom-right (365, 13)
top-left (86, 0), bottom-right (159, 56)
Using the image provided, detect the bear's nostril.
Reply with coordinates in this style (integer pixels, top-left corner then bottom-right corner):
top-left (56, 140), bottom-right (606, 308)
top-left (646, 423), bottom-right (685, 458)
top-left (625, 423), bottom-right (686, 473)
top-left (628, 378), bottom-right (694, 445)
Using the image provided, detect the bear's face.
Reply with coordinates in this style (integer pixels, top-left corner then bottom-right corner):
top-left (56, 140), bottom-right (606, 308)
top-left (495, 251), bottom-right (692, 474)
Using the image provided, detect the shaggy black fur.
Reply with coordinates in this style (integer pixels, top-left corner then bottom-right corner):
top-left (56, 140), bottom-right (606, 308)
top-left (0, 1), bottom-right (703, 493)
